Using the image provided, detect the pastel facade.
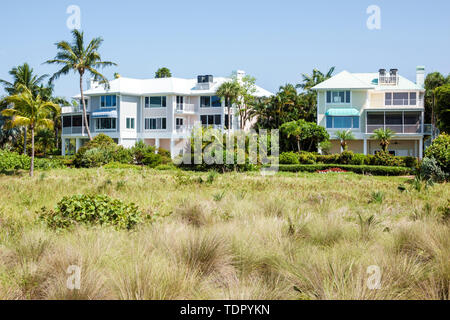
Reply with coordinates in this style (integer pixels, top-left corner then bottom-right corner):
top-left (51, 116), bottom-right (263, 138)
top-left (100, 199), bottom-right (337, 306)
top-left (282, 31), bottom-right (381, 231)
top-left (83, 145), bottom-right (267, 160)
top-left (313, 67), bottom-right (429, 158)
top-left (61, 71), bottom-right (272, 157)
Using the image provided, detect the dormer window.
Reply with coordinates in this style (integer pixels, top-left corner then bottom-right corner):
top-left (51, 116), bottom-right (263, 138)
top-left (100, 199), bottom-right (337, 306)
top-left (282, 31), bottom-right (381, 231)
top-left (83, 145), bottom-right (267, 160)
top-left (326, 91), bottom-right (351, 104)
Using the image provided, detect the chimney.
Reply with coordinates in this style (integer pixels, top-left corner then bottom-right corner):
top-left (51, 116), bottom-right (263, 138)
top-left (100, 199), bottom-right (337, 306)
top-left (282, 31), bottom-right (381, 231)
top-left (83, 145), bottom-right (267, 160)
top-left (416, 66), bottom-right (425, 88)
top-left (87, 78), bottom-right (99, 90)
top-left (234, 70), bottom-right (246, 81)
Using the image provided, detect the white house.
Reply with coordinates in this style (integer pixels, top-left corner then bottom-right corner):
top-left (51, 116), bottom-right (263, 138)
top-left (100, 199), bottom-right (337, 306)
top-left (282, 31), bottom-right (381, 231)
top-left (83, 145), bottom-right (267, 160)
top-left (61, 71), bottom-right (273, 157)
top-left (312, 66), bottom-right (430, 159)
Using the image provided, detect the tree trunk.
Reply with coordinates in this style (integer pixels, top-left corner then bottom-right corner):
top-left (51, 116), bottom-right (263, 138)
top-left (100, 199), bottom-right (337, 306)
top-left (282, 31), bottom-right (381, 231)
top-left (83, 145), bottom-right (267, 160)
top-left (30, 126), bottom-right (34, 177)
top-left (23, 127), bottom-right (27, 155)
top-left (297, 137), bottom-right (301, 153)
top-left (80, 74), bottom-right (92, 140)
top-left (227, 102), bottom-right (232, 135)
top-left (55, 126), bottom-right (59, 150)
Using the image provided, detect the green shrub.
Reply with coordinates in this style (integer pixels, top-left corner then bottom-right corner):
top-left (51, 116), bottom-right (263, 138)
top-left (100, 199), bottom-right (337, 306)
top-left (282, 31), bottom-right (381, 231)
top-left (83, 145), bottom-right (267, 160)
top-left (0, 150), bottom-right (64, 173)
top-left (350, 153), bottom-right (366, 165)
top-left (419, 157), bottom-right (448, 183)
top-left (299, 152), bottom-right (316, 164)
top-left (339, 150), bottom-right (354, 164)
top-left (143, 152), bottom-right (163, 168)
top-left (279, 152), bottom-right (300, 165)
top-left (154, 164), bottom-right (177, 171)
top-left (399, 156), bottom-right (418, 169)
top-left (424, 133), bottom-right (449, 173)
top-left (276, 164), bottom-right (412, 176)
top-left (373, 151), bottom-right (404, 166)
top-left (131, 141), bottom-right (156, 165)
top-left (316, 154), bottom-right (339, 164)
top-left (39, 194), bottom-right (143, 230)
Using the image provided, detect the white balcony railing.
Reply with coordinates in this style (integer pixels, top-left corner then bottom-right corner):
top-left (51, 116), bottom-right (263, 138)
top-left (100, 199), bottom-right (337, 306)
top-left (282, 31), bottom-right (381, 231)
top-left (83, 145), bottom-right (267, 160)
top-left (366, 124), bottom-right (422, 134)
top-left (385, 99), bottom-right (424, 107)
top-left (379, 76), bottom-right (398, 85)
top-left (62, 126), bottom-right (89, 135)
top-left (176, 103), bottom-right (195, 113)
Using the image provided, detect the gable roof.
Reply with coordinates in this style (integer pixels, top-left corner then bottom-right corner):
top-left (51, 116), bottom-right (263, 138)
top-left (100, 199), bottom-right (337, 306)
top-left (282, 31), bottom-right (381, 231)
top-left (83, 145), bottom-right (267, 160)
top-left (78, 76), bottom-right (273, 98)
top-left (312, 70), bottom-right (424, 91)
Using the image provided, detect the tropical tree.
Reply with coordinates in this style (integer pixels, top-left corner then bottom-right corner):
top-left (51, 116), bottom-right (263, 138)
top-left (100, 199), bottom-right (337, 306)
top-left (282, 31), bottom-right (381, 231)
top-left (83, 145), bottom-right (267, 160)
top-left (155, 67), bottom-right (172, 78)
top-left (216, 80), bottom-right (241, 133)
top-left (280, 119), bottom-right (329, 152)
top-left (0, 63), bottom-right (48, 153)
top-left (46, 29), bottom-right (117, 141)
top-left (371, 128), bottom-right (395, 153)
top-left (335, 129), bottom-right (355, 152)
top-left (434, 84), bottom-right (450, 133)
top-left (1, 86), bottom-right (60, 177)
top-left (280, 120), bottom-right (304, 152)
top-left (236, 75), bottom-right (257, 130)
top-left (424, 72), bottom-right (446, 128)
top-left (296, 67), bottom-right (335, 122)
top-left (36, 128), bottom-right (55, 157)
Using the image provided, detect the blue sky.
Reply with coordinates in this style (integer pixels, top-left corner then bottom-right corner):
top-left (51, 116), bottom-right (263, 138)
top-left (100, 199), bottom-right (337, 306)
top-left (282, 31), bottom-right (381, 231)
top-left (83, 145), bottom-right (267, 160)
top-left (0, 0), bottom-right (449, 99)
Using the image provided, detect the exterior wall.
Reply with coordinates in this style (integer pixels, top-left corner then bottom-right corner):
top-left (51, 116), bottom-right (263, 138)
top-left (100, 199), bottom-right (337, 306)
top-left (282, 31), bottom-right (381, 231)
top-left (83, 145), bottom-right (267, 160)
top-left (368, 139), bottom-right (418, 156)
top-left (120, 95), bottom-right (139, 142)
top-left (328, 140), bottom-right (364, 154)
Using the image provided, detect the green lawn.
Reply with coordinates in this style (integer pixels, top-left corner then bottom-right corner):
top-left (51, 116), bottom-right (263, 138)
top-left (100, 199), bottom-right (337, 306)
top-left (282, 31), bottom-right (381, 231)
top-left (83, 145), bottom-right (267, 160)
top-left (0, 168), bottom-right (448, 299)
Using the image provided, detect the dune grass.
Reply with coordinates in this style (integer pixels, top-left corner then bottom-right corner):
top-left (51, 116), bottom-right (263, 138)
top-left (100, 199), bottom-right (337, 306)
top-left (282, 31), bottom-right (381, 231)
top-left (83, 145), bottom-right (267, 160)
top-left (0, 168), bottom-right (448, 300)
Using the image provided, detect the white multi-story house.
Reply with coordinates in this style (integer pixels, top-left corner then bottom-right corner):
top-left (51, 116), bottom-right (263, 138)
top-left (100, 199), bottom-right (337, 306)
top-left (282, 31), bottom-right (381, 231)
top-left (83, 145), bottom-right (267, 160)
top-left (61, 71), bottom-right (272, 157)
top-left (313, 66), bottom-right (429, 159)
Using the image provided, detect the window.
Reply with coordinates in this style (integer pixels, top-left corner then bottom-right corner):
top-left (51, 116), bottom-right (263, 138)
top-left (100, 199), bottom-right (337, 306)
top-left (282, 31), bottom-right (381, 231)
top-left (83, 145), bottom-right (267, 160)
top-left (95, 118), bottom-right (116, 130)
top-left (145, 96), bottom-right (166, 108)
top-left (63, 116), bottom-right (72, 128)
top-left (126, 118), bottom-right (135, 129)
top-left (176, 96), bottom-right (184, 105)
top-left (326, 116), bottom-right (359, 129)
top-left (211, 96), bottom-right (222, 107)
top-left (176, 118), bottom-right (184, 127)
top-left (326, 91), bottom-right (350, 104)
top-left (385, 92), bottom-right (417, 106)
top-left (144, 118), bottom-right (167, 130)
top-left (200, 96), bottom-right (211, 108)
top-left (100, 95), bottom-right (117, 108)
top-left (200, 114), bottom-right (221, 126)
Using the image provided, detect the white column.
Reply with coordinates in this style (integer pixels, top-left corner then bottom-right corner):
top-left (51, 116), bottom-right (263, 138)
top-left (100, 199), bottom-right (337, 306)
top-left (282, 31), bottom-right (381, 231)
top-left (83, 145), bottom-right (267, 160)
top-left (170, 139), bottom-right (175, 159)
top-left (61, 138), bottom-right (66, 156)
top-left (363, 138), bottom-right (368, 155)
top-left (419, 138), bottom-right (423, 160)
top-left (75, 138), bottom-right (81, 153)
top-left (155, 138), bottom-right (160, 154)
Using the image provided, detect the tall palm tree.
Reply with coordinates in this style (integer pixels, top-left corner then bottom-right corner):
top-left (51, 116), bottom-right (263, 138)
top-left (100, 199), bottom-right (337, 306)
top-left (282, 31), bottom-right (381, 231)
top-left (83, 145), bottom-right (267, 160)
top-left (424, 72), bottom-right (446, 133)
top-left (0, 63), bottom-right (48, 154)
top-left (371, 128), bottom-right (395, 153)
top-left (297, 67), bottom-right (335, 91)
top-left (335, 129), bottom-right (355, 152)
top-left (216, 81), bottom-right (241, 134)
top-left (45, 29), bottom-right (117, 140)
top-left (1, 86), bottom-right (60, 177)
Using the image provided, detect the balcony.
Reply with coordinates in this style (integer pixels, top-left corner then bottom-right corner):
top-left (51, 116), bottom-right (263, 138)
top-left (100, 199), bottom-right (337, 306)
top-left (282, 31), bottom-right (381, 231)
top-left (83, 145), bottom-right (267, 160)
top-left (175, 103), bottom-right (195, 113)
top-left (385, 98), bottom-right (424, 107)
top-left (62, 126), bottom-right (89, 135)
top-left (366, 111), bottom-right (423, 134)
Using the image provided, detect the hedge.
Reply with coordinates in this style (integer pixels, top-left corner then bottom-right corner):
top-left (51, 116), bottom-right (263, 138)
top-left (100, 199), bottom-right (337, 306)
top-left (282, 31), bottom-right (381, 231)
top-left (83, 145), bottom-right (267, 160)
top-left (276, 164), bottom-right (412, 176)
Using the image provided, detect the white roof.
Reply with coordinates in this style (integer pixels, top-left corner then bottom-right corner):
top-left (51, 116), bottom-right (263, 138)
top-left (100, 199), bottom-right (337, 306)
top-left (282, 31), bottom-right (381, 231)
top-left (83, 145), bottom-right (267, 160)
top-left (77, 76), bottom-right (273, 98)
top-left (312, 70), bottom-right (424, 91)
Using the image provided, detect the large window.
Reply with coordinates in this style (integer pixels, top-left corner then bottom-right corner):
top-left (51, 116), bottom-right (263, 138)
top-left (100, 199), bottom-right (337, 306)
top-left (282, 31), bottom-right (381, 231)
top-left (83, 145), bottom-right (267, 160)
top-left (326, 116), bottom-right (359, 129)
top-left (326, 91), bottom-right (351, 104)
top-left (100, 95), bottom-right (117, 108)
top-left (144, 118), bottom-right (167, 130)
top-left (385, 92), bottom-right (417, 106)
top-left (201, 96), bottom-right (222, 108)
top-left (126, 118), bottom-right (135, 129)
top-left (201, 114), bottom-right (221, 126)
top-left (145, 96), bottom-right (167, 108)
top-left (95, 118), bottom-right (116, 130)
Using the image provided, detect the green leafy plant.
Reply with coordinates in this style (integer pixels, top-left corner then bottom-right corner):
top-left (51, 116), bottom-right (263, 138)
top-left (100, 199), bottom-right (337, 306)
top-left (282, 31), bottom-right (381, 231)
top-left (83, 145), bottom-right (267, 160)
top-left (369, 191), bottom-right (384, 204)
top-left (279, 152), bottom-right (300, 165)
top-left (424, 133), bottom-right (449, 174)
top-left (39, 194), bottom-right (143, 230)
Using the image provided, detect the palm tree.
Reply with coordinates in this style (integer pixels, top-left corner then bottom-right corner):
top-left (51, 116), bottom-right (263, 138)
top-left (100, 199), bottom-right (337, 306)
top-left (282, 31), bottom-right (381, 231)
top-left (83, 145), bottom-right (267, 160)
top-left (335, 129), bottom-right (355, 152)
top-left (424, 72), bottom-right (446, 133)
top-left (297, 67), bottom-right (335, 91)
top-left (45, 29), bottom-right (117, 140)
top-left (155, 67), bottom-right (172, 78)
top-left (216, 81), bottom-right (241, 134)
top-left (0, 63), bottom-right (48, 154)
top-left (1, 86), bottom-right (60, 177)
top-left (280, 120), bottom-right (304, 152)
top-left (371, 128), bottom-right (395, 153)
